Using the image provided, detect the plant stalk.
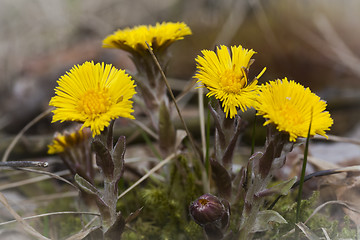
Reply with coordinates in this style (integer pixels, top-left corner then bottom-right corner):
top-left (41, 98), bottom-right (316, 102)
top-left (295, 109), bottom-right (312, 238)
top-left (103, 179), bottom-right (118, 229)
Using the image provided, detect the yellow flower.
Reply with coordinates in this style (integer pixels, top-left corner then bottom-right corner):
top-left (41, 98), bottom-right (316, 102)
top-left (195, 45), bottom-right (264, 118)
top-left (49, 61), bottom-right (136, 137)
top-left (102, 22), bottom-right (192, 52)
top-left (255, 78), bottom-right (333, 142)
top-left (48, 129), bottom-right (90, 154)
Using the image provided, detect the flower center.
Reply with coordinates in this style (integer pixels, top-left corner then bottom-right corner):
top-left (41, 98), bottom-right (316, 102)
top-left (219, 68), bottom-right (246, 94)
top-left (78, 89), bottom-right (112, 119)
top-left (278, 98), bottom-right (304, 126)
top-left (199, 198), bottom-right (209, 206)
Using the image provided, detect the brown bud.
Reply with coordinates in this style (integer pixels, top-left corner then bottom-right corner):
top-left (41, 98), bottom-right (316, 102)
top-left (189, 193), bottom-right (230, 229)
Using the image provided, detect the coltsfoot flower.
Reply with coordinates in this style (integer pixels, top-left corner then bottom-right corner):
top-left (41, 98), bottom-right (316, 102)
top-left (48, 128), bottom-right (91, 154)
top-left (102, 22), bottom-right (192, 53)
top-left (49, 61), bottom-right (136, 137)
top-left (255, 78), bottom-right (333, 142)
top-left (195, 45), bottom-right (265, 118)
top-left (47, 128), bottom-right (94, 183)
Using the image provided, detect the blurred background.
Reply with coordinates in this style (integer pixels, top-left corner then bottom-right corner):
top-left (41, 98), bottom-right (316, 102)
top-left (1, 0), bottom-right (360, 137)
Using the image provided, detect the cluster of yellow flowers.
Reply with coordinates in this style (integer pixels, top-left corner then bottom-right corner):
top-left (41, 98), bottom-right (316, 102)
top-left (195, 45), bottom-right (333, 142)
top-left (48, 21), bottom-right (333, 152)
top-left (48, 22), bottom-right (192, 151)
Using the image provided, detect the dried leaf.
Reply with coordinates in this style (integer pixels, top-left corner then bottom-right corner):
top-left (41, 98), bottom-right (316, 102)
top-left (307, 155), bottom-right (342, 171)
top-left (304, 200), bottom-right (360, 225)
top-left (126, 206), bottom-right (143, 223)
top-left (175, 129), bottom-right (187, 150)
top-left (0, 210), bottom-right (99, 227)
top-left (336, 176), bottom-right (360, 225)
top-left (322, 228), bottom-right (331, 240)
top-left (310, 162), bottom-right (360, 225)
top-left (296, 222), bottom-right (321, 240)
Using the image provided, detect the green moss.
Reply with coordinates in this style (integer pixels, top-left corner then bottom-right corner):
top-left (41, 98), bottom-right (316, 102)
top-left (337, 215), bottom-right (357, 239)
top-left (119, 154), bottom-right (204, 240)
top-left (260, 191), bottom-right (357, 239)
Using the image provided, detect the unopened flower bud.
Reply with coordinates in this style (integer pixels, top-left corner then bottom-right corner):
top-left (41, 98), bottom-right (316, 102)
top-left (189, 194), bottom-right (230, 231)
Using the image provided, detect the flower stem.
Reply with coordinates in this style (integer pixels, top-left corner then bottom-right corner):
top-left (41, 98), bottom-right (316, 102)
top-left (296, 109), bottom-right (313, 236)
top-left (103, 179), bottom-right (117, 226)
top-left (205, 104), bottom-right (211, 177)
top-left (251, 112), bottom-right (257, 156)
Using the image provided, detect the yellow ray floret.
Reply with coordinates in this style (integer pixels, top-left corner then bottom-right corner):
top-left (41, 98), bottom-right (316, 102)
top-left (49, 61), bottom-right (137, 137)
top-left (255, 78), bottom-right (333, 142)
top-left (102, 22), bottom-right (192, 52)
top-left (195, 45), bottom-right (262, 118)
top-left (48, 129), bottom-right (90, 154)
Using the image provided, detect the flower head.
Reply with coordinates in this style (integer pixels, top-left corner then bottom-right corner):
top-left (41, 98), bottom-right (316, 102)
top-left (255, 78), bottom-right (333, 142)
top-left (49, 61), bottom-right (136, 137)
top-left (48, 128), bottom-right (91, 154)
top-left (189, 193), bottom-right (229, 227)
top-left (102, 22), bottom-right (192, 53)
top-left (48, 128), bottom-right (94, 183)
top-left (195, 45), bottom-right (264, 118)
top-left (189, 193), bottom-right (230, 239)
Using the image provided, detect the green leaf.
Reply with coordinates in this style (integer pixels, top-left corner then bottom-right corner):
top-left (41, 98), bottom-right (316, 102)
top-left (74, 174), bottom-right (99, 196)
top-left (251, 210), bottom-right (287, 233)
top-left (273, 176), bottom-right (297, 195)
top-left (258, 176), bottom-right (297, 197)
top-left (74, 174), bottom-right (110, 221)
